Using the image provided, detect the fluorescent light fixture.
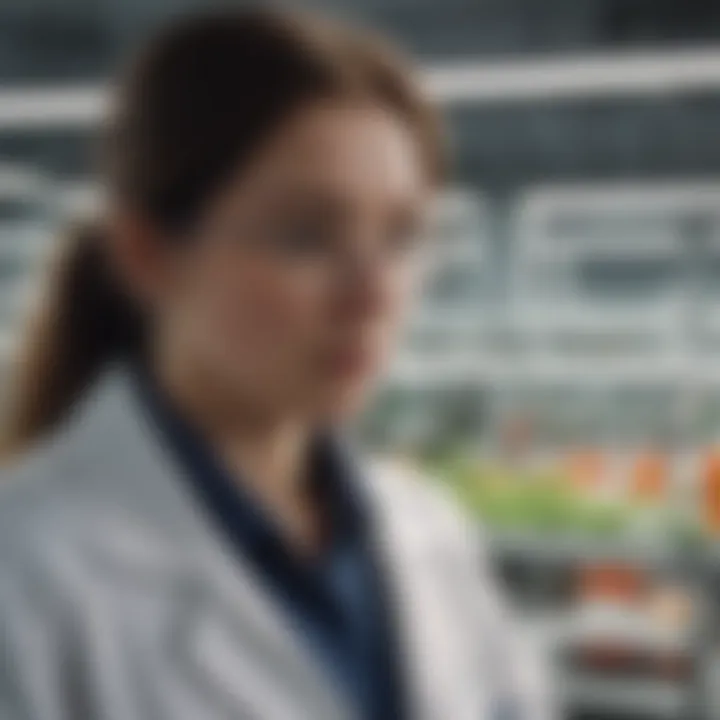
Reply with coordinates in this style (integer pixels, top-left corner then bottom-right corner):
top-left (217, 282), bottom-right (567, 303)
top-left (0, 85), bottom-right (107, 130)
top-left (2, 47), bottom-right (720, 129)
top-left (426, 46), bottom-right (720, 103)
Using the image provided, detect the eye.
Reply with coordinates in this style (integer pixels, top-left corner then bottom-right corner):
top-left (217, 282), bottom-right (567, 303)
top-left (270, 218), bottom-right (334, 258)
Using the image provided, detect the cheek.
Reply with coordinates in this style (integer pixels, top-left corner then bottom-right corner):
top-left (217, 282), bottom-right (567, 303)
top-left (186, 255), bottom-right (328, 366)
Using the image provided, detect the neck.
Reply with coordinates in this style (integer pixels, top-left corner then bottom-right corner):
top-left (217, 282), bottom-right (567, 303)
top-left (150, 350), bottom-right (322, 554)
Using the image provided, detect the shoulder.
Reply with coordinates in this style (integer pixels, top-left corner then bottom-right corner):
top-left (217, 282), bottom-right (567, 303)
top-left (0, 424), bottom-right (109, 594)
top-left (0, 370), bottom-right (147, 568)
top-left (0, 436), bottom-right (108, 710)
top-left (366, 456), bottom-right (483, 554)
top-left (0, 419), bottom-right (97, 518)
top-left (368, 459), bottom-right (556, 716)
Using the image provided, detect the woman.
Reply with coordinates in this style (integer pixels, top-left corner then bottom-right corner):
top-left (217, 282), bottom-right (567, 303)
top-left (0, 8), bottom-right (552, 720)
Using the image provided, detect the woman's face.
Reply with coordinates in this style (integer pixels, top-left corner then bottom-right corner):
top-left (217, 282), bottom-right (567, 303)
top-left (143, 101), bottom-right (431, 421)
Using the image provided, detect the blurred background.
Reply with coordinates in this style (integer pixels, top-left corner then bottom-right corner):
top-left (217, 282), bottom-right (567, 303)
top-left (5, 0), bottom-right (720, 718)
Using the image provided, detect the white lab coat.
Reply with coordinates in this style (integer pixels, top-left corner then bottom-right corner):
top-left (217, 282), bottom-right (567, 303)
top-left (0, 368), bottom-right (555, 720)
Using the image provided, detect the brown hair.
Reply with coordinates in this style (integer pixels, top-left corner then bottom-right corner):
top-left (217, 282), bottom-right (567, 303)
top-left (1, 6), bottom-right (442, 456)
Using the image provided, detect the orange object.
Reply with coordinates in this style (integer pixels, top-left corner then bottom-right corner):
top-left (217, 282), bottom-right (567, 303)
top-left (577, 563), bottom-right (646, 601)
top-left (630, 450), bottom-right (667, 502)
top-left (702, 449), bottom-right (720, 534)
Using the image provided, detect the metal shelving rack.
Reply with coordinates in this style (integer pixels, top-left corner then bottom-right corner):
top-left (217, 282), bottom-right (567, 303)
top-left (488, 531), bottom-right (717, 720)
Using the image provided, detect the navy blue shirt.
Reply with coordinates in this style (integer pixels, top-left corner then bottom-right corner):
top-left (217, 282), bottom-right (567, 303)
top-left (133, 367), bottom-right (404, 720)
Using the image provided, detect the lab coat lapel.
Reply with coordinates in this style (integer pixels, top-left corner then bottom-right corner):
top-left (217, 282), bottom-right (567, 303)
top-left (363, 461), bottom-right (492, 720)
top-left (173, 549), bottom-right (352, 720)
top-left (76, 369), bottom-right (352, 720)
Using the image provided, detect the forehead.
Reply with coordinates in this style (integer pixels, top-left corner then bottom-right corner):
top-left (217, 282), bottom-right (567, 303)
top-left (222, 101), bottom-right (429, 209)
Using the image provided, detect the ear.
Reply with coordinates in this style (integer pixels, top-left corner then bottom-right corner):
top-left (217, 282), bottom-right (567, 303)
top-left (107, 206), bottom-right (171, 306)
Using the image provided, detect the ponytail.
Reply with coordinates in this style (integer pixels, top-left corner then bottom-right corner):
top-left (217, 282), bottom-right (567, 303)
top-left (0, 220), bottom-right (143, 457)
